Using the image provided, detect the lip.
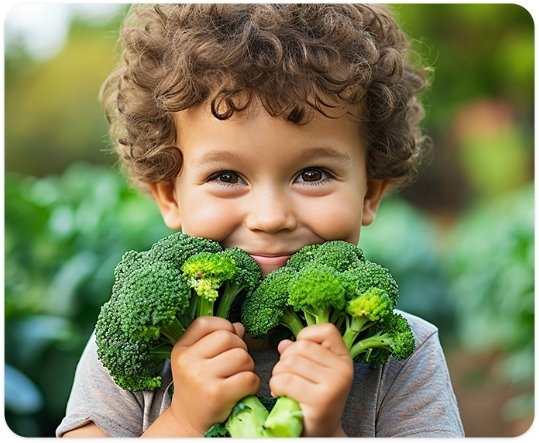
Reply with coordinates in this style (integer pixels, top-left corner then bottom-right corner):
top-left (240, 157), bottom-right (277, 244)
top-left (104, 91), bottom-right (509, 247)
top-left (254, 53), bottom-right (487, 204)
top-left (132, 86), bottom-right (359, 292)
top-left (249, 254), bottom-right (291, 268)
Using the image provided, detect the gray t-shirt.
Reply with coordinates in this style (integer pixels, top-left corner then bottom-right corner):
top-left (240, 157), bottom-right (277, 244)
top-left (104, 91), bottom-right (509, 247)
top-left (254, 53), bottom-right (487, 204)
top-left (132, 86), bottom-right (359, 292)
top-left (56, 311), bottom-right (464, 437)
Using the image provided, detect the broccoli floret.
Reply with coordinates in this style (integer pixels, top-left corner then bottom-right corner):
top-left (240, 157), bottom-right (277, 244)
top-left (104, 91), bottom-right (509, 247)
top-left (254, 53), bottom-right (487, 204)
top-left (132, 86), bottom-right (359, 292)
top-left (181, 248), bottom-right (262, 319)
top-left (147, 232), bottom-right (222, 264)
top-left (343, 259), bottom-right (399, 307)
top-left (341, 287), bottom-right (394, 350)
top-left (285, 240), bottom-right (365, 272)
top-left (242, 241), bottom-right (414, 367)
top-left (351, 311), bottom-right (416, 365)
top-left (95, 232), bottom-right (261, 392)
top-left (95, 300), bottom-right (166, 391)
top-left (217, 247), bottom-right (263, 319)
top-left (117, 261), bottom-right (191, 343)
top-left (242, 267), bottom-right (304, 343)
top-left (288, 262), bottom-right (347, 325)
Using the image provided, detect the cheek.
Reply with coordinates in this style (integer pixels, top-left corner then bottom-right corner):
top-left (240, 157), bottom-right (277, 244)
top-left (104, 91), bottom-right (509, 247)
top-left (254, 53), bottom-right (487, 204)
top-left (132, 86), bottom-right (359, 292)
top-left (306, 196), bottom-right (363, 244)
top-left (179, 202), bottom-right (236, 242)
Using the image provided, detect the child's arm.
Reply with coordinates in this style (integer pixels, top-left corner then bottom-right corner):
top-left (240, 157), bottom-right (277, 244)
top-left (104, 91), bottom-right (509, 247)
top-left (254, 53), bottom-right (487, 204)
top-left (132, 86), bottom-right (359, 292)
top-left (270, 323), bottom-right (354, 437)
top-left (142, 317), bottom-right (260, 437)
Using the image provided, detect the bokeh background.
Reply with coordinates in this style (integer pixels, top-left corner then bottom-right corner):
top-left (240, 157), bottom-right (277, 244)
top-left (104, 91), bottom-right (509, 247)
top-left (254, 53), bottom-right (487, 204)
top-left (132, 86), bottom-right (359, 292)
top-left (4, 3), bottom-right (534, 437)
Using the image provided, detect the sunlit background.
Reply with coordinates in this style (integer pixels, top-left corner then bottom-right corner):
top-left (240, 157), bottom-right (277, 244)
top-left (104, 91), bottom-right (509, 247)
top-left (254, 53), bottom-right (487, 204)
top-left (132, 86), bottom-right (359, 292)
top-left (3, 3), bottom-right (534, 437)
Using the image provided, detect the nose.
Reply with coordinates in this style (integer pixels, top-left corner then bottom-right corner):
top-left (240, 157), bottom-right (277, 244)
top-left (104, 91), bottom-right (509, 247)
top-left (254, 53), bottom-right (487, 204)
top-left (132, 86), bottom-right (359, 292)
top-left (244, 189), bottom-right (297, 233)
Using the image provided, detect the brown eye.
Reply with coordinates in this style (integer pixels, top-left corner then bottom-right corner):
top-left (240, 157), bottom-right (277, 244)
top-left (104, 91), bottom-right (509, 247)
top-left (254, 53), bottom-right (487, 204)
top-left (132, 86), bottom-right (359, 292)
top-left (209, 171), bottom-right (245, 185)
top-left (300, 169), bottom-right (323, 182)
top-left (219, 172), bottom-right (239, 183)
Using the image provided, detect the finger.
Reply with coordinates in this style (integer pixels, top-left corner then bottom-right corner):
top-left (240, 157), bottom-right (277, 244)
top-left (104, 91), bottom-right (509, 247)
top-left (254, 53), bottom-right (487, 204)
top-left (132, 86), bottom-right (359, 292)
top-left (295, 323), bottom-right (350, 357)
top-left (176, 316), bottom-right (237, 348)
top-left (222, 369), bottom-right (261, 396)
top-left (278, 338), bottom-right (343, 370)
top-left (270, 371), bottom-right (312, 399)
top-left (232, 322), bottom-right (245, 338)
top-left (277, 338), bottom-right (294, 354)
top-left (195, 327), bottom-right (249, 360)
top-left (209, 346), bottom-right (256, 379)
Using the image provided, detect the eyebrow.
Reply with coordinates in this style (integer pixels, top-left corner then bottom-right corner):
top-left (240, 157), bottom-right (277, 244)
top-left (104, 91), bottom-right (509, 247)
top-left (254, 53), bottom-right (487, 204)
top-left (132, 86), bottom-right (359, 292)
top-left (298, 146), bottom-right (351, 163)
top-left (190, 145), bottom-right (351, 169)
top-left (190, 151), bottom-right (241, 169)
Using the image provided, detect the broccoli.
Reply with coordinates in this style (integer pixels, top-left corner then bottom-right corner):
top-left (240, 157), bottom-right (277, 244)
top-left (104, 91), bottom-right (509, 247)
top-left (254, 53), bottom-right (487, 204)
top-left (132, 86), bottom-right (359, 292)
top-left (242, 240), bottom-right (414, 366)
top-left (225, 240), bottom-right (415, 438)
top-left (205, 395), bottom-right (303, 438)
top-left (181, 247), bottom-right (263, 320)
top-left (95, 232), bottom-right (262, 392)
top-left (96, 236), bottom-right (414, 438)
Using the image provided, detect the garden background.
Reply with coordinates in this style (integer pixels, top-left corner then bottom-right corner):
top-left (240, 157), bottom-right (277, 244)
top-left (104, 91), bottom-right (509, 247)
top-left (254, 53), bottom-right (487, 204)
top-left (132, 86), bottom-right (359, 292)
top-left (4, 3), bottom-right (534, 437)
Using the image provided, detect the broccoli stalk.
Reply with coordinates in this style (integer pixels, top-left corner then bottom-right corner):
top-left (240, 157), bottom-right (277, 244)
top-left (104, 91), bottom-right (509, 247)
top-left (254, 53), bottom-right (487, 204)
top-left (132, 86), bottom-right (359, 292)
top-left (263, 395), bottom-right (303, 437)
top-left (206, 395), bottom-right (303, 438)
top-left (224, 395), bottom-right (270, 437)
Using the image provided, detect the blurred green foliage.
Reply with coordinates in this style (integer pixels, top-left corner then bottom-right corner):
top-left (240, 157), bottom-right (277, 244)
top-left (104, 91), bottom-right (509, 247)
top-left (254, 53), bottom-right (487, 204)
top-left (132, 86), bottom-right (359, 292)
top-left (5, 8), bottom-right (129, 177)
top-left (5, 163), bottom-right (173, 436)
top-left (443, 184), bottom-right (534, 420)
top-left (359, 196), bottom-right (456, 343)
top-left (394, 3), bottom-right (534, 127)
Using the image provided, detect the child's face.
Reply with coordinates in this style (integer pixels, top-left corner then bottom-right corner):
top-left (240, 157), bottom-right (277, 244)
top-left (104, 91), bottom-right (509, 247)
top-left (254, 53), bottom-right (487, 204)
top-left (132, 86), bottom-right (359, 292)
top-left (150, 102), bottom-right (388, 277)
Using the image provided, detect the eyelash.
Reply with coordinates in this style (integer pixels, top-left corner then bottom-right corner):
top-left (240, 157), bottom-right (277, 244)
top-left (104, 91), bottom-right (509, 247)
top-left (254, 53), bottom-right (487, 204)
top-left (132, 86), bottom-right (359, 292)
top-left (295, 167), bottom-right (334, 186)
top-left (207, 171), bottom-right (245, 187)
top-left (207, 167), bottom-right (334, 187)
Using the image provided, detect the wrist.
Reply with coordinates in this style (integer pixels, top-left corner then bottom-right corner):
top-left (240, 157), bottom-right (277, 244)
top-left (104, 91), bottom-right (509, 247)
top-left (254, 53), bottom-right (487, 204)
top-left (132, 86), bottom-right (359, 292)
top-left (142, 407), bottom-right (204, 437)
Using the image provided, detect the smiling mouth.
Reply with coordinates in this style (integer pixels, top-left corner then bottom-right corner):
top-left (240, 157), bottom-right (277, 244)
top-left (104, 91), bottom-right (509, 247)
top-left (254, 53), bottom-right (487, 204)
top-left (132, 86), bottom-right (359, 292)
top-left (249, 254), bottom-right (291, 268)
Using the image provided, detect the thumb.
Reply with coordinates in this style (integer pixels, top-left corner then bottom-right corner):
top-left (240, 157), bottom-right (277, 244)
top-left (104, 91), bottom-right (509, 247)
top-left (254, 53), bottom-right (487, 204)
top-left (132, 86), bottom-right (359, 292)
top-left (232, 322), bottom-right (245, 338)
top-left (277, 338), bottom-right (294, 355)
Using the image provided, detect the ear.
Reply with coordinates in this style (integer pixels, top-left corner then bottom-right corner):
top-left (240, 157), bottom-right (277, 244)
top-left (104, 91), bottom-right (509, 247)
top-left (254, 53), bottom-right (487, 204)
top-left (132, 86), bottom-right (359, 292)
top-left (148, 182), bottom-right (182, 230)
top-left (362, 179), bottom-right (390, 226)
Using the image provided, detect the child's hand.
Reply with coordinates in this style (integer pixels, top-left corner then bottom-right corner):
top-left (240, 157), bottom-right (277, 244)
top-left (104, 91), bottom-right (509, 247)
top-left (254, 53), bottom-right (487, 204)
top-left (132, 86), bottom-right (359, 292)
top-left (167, 317), bottom-right (260, 436)
top-left (270, 323), bottom-right (354, 437)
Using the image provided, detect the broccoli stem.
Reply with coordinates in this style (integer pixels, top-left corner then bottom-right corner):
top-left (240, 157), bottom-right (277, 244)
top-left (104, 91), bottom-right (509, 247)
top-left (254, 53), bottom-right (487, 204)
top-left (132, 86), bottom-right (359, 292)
top-left (263, 396), bottom-right (303, 437)
top-left (215, 281), bottom-right (243, 318)
top-left (341, 316), bottom-right (372, 350)
top-left (302, 307), bottom-right (332, 326)
top-left (225, 395), bottom-right (269, 437)
top-left (159, 317), bottom-right (187, 344)
top-left (149, 342), bottom-right (173, 358)
top-left (280, 308), bottom-right (305, 338)
top-left (197, 296), bottom-right (215, 317)
top-left (349, 332), bottom-right (391, 359)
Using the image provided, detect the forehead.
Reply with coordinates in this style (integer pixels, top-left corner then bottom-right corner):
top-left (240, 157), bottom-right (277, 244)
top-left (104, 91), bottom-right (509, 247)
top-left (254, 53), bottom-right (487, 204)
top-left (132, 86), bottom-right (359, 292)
top-left (172, 100), bottom-right (367, 168)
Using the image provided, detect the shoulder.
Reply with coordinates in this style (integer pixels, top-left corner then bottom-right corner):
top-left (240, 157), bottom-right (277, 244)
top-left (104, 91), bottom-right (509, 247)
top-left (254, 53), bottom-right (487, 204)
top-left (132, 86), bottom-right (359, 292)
top-left (57, 333), bottom-right (172, 437)
top-left (374, 311), bottom-right (465, 437)
top-left (386, 309), bottom-right (448, 376)
top-left (397, 309), bottom-right (440, 348)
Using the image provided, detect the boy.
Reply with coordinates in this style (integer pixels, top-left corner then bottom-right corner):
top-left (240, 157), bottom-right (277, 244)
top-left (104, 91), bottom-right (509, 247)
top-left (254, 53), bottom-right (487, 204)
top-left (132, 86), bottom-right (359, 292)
top-left (57, 4), bottom-right (464, 437)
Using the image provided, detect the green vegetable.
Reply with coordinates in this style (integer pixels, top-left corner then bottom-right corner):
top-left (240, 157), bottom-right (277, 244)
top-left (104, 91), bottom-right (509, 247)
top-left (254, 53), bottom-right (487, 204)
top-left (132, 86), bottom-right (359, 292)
top-left (96, 235), bottom-right (413, 438)
top-left (242, 241), bottom-right (413, 363)
top-left (205, 395), bottom-right (302, 438)
top-left (95, 232), bottom-right (261, 392)
top-left (228, 240), bottom-right (415, 437)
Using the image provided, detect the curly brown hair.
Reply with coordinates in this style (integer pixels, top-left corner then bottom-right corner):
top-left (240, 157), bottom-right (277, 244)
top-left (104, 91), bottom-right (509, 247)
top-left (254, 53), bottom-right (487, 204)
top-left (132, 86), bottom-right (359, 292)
top-left (100, 3), bottom-right (431, 192)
